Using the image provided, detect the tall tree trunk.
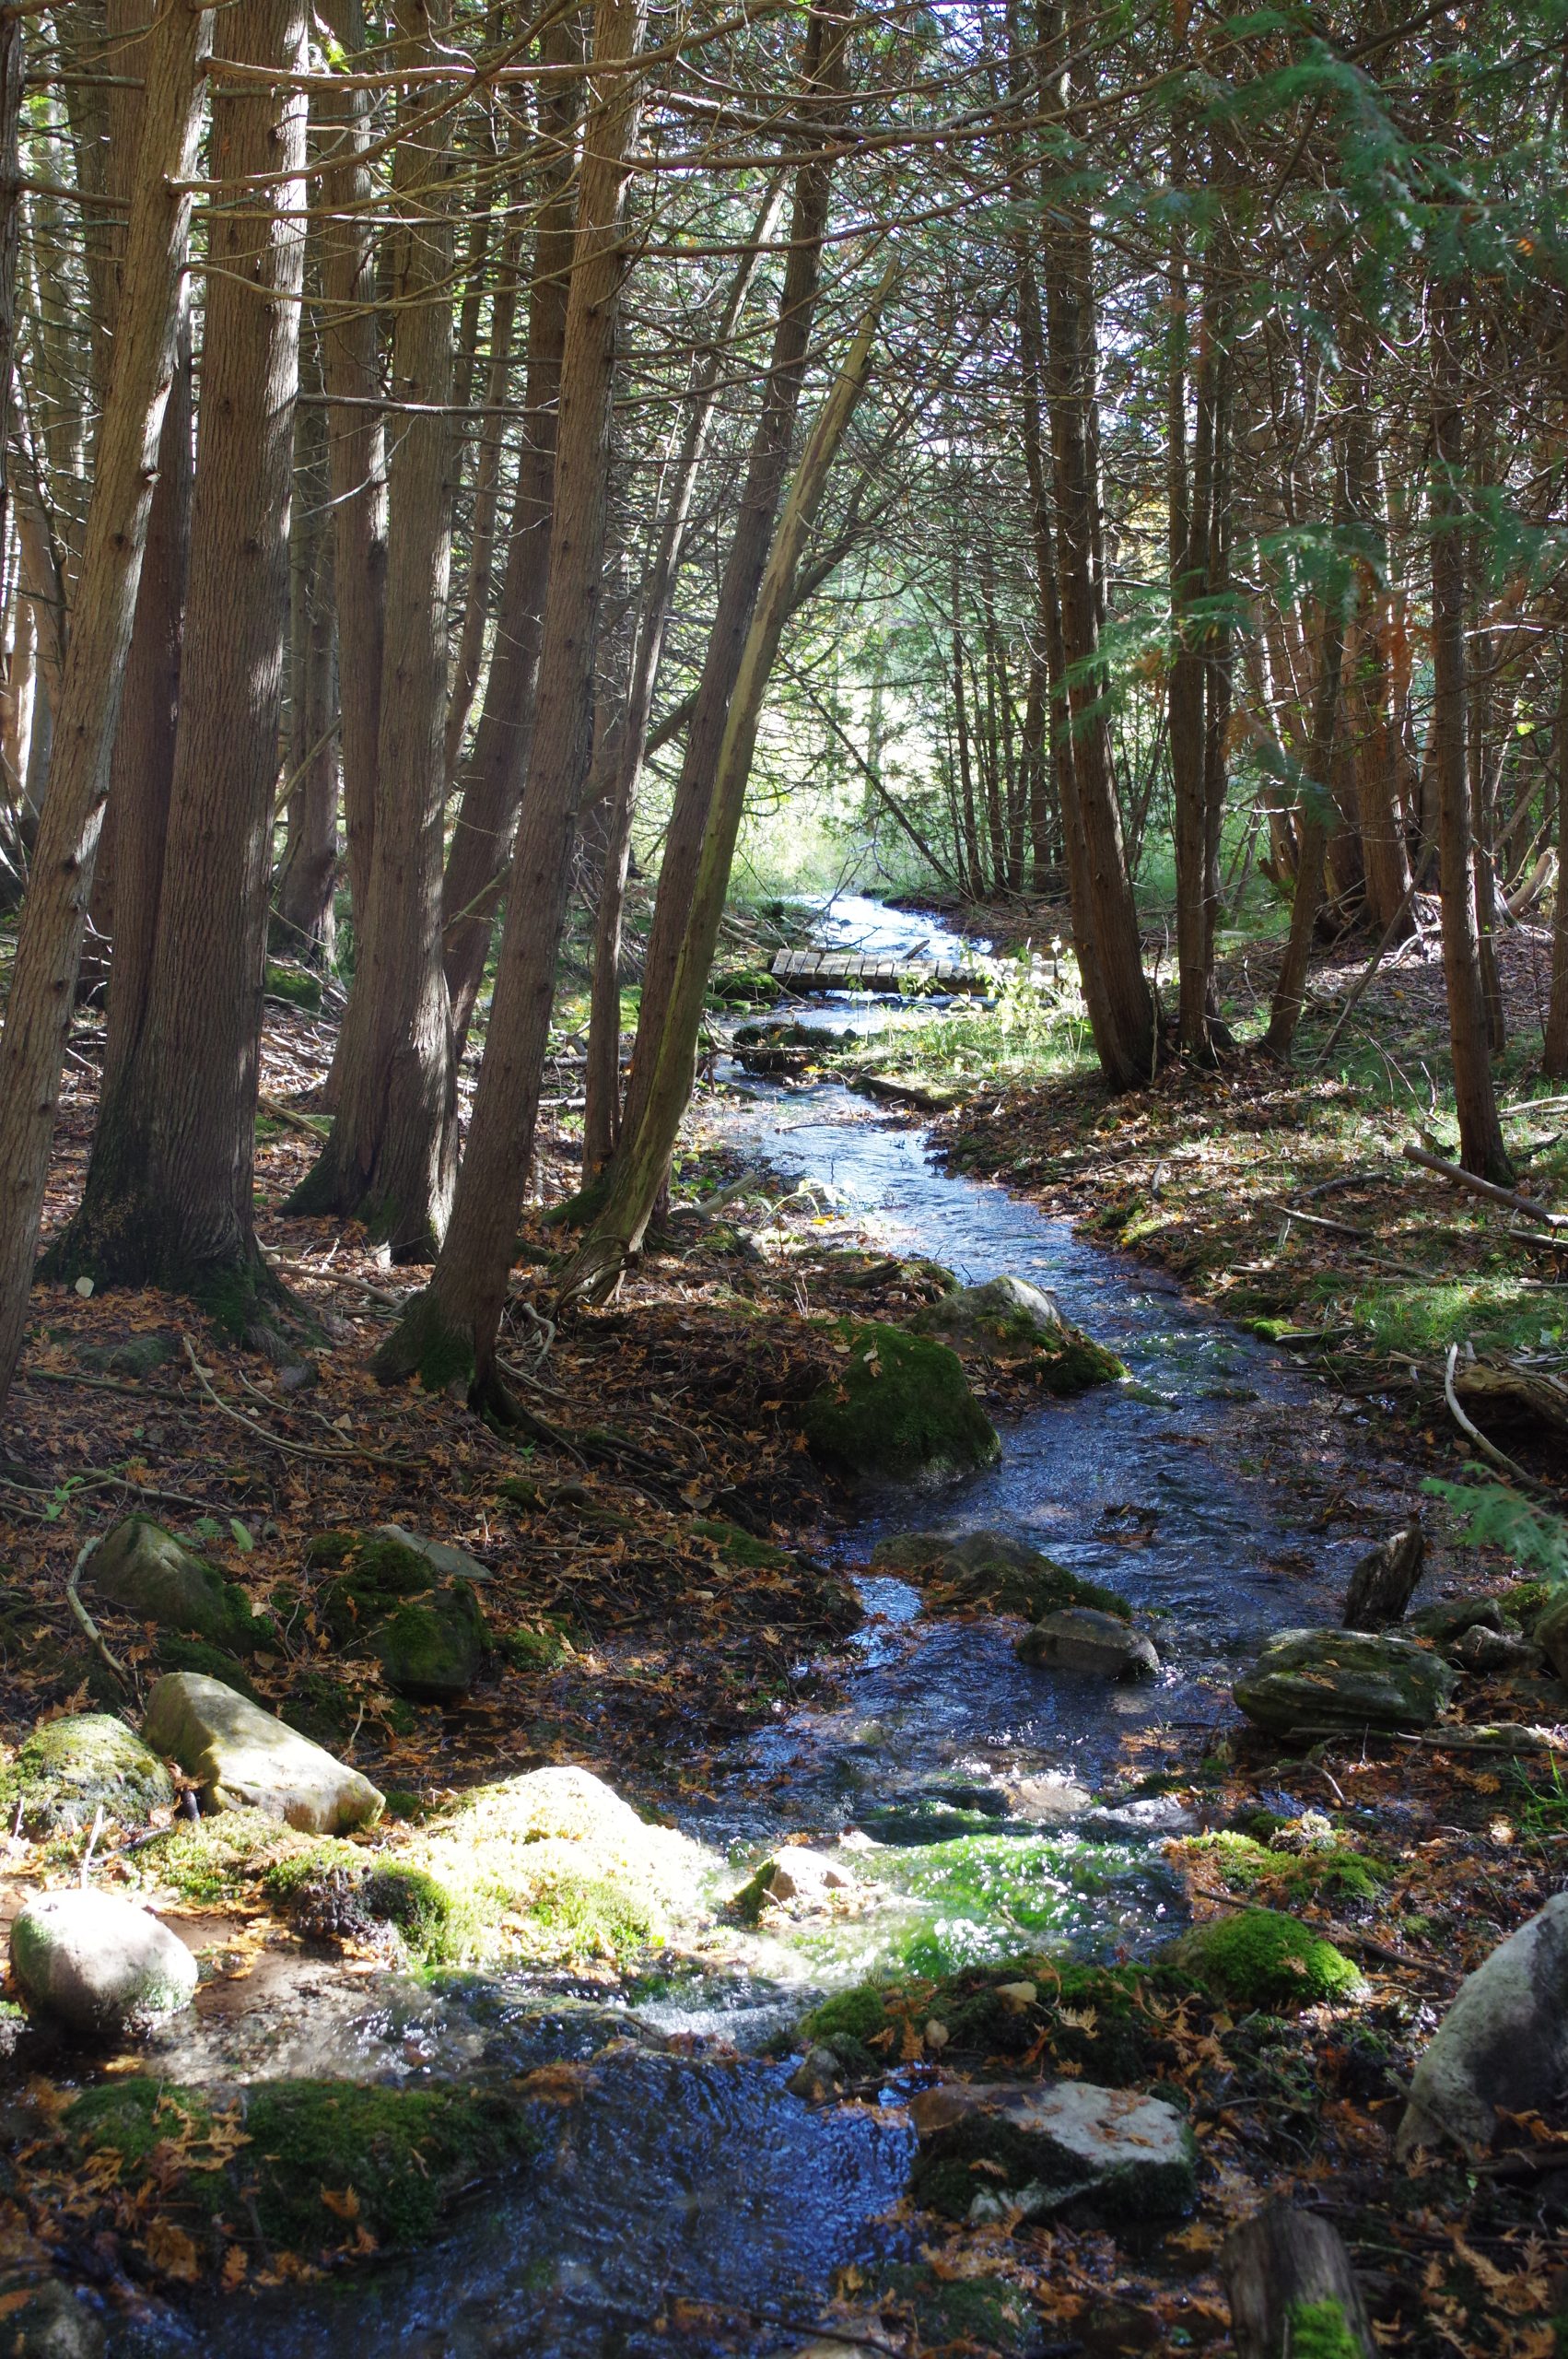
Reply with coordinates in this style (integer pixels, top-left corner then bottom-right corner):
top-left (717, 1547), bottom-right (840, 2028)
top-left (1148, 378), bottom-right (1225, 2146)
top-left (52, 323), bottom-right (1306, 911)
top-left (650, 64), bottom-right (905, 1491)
top-left (1037, 0), bottom-right (1155, 1089)
top-left (319, 0), bottom-right (386, 933)
top-left (580, 185), bottom-right (785, 1178)
top-left (614, 0), bottom-right (850, 1157)
top-left (48, 0), bottom-right (310, 1305)
top-left (290, 0), bottom-right (460, 1261)
top-left (1167, 207), bottom-right (1211, 1056)
top-left (443, 191), bottom-right (524, 786)
top-left (376, 0), bottom-right (648, 1399)
top-left (1431, 285), bottom-right (1511, 1182)
top-left (569, 275), bottom-right (893, 1295)
top-left (0, 0), bottom-right (210, 1420)
top-left (1342, 344), bottom-right (1412, 938)
top-left (1264, 598), bottom-right (1345, 1059)
top-left (275, 360), bottom-right (338, 964)
top-left (1546, 664), bottom-right (1568, 1078)
top-left (440, 19), bottom-right (580, 1054)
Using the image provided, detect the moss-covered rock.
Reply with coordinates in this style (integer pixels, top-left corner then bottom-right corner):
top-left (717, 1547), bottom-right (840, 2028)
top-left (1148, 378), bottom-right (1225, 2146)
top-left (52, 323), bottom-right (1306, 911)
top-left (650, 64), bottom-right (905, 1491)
top-left (688, 1516), bottom-right (791, 1570)
top-left (64, 2076), bottom-right (534, 2275)
top-left (1166, 1908), bottom-right (1363, 2011)
top-left (0, 1713), bottom-right (173, 1834)
top-left (263, 962), bottom-right (322, 1012)
top-left (908, 2076), bottom-right (1197, 2224)
top-left (310, 1530), bottom-right (487, 1702)
top-left (90, 1518), bottom-right (273, 1653)
top-left (1233, 1626), bottom-right (1458, 1738)
top-left (802, 1323), bottom-right (1000, 1482)
top-left (911, 1275), bottom-right (1124, 1392)
top-left (134, 1808), bottom-right (354, 1906)
top-left (405, 1765), bottom-right (709, 1968)
top-left (860, 2261), bottom-right (1040, 2356)
top-left (872, 1528), bottom-right (1131, 1621)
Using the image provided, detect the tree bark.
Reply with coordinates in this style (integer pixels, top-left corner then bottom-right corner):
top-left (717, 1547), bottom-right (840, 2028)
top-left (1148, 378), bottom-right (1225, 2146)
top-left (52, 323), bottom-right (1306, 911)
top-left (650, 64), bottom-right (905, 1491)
top-left (1431, 285), bottom-right (1512, 1182)
top-left (1545, 666), bottom-right (1568, 1077)
top-left (275, 357), bottom-right (338, 964)
top-left (290, 0), bottom-right (460, 1261)
top-left (0, 0), bottom-right (211, 1421)
top-left (580, 183), bottom-right (785, 1178)
top-left (1264, 598), bottom-right (1345, 1059)
top-left (1036, 0), bottom-right (1155, 1090)
top-left (376, 0), bottom-right (649, 1398)
top-left (318, 0), bottom-right (387, 931)
top-left (568, 273), bottom-right (894, 1295)
top-left (47, 0), bottom-right (310, 1307)
top-left (1221, 2204), bottom-right (1375, 2359)
top-left (440, 18), bottom-right (580, 1054)
top-left (614, 0), bottom-right (850, 1156)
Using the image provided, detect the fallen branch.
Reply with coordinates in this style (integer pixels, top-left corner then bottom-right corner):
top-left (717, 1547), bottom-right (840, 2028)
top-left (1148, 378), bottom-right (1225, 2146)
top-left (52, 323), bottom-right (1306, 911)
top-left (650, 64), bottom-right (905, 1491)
top-left (180, 1334), bottom-right (419, 1471)
top-left (257, 1092), bottom-right (331, 1139)
top-left (65, 1533), bottom-right (130, 1690)
top-left (1404, 1143), bottom-right (1566, 1226)
top-left (1442, 1343), bottom-right (1545, 1491)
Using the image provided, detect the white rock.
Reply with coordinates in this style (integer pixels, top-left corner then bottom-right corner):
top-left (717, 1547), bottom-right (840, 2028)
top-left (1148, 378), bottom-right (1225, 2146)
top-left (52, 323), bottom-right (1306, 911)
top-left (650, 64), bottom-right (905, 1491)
top-left (142, 1673), bottom-right (383, 1835)
top-left (912, 2077), bottom-right (1197, 2222)
top-left (1397, 1893), bottom-right (1568, 2157)
top-left (765, 1848), bottom-right (856, 1904)
top-left (10, 1889), bottom-right (197, 2036)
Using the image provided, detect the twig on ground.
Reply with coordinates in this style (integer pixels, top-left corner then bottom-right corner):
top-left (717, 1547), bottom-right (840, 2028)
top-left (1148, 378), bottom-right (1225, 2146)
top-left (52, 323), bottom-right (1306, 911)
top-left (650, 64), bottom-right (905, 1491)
top-left (1404, 1143), bottom-right (1566, 1226)
top-left (1442, 1343), bottom-right (1543, 1490)
top-left (66, 1533), bottom-right (130, 1690)
top-left (180, 1334), bottom-right (420, 1472)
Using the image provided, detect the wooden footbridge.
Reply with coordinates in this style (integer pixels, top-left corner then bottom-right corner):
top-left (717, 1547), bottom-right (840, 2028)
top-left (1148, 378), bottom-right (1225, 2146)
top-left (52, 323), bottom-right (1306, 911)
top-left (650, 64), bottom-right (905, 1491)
top-left (769, 948), bottom-right (991, 996)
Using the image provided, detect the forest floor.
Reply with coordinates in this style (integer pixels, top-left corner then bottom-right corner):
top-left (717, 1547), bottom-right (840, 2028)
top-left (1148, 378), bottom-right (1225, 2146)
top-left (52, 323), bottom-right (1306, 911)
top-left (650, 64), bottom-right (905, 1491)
top-left (0, 922), bottom-right (1565, 2357)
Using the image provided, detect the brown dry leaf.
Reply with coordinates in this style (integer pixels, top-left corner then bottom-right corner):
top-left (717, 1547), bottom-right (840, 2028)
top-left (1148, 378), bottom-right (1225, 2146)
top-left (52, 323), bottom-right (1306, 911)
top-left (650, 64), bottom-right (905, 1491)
top-left (219, 2245), bottom-right (248, 2291)
top-left (319, 2186), bottom-right (359, 2222)
top-left (145, 2218), bottom-right (201, 2283)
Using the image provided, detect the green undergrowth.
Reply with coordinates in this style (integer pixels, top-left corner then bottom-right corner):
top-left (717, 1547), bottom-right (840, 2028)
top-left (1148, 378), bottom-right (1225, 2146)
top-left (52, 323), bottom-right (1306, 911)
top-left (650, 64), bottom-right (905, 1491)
top-left (64, 2077), bottom-right (535, 2273)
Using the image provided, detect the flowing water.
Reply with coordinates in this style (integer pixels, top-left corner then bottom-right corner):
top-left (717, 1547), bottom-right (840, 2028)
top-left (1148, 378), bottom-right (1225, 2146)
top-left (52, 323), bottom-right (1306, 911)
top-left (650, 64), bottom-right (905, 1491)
top-left (94, 895), bottom-right (1393, 2356)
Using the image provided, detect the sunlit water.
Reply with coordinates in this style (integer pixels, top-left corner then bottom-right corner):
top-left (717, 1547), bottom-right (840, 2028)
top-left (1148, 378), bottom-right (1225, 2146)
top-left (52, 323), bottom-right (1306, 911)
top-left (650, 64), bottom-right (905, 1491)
top-left (92, 894), bottom-right (1384, 2356)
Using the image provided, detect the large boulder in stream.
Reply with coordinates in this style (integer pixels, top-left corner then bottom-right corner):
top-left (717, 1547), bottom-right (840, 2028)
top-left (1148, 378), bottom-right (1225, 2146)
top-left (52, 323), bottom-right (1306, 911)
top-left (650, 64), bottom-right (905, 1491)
top-left (0, 1714), bottom-right (172, 1835)
top-left (802, 1323), bottom-right (1000, 1482)
top-left (306, 1529), bottom-right (488, 1701)
top-left (10, 1889), bottom-right (198, 2035)
top-left (90, 1517), bottom-right (271, 1652)
top-left (872, 1529), bottom-right (1131, 1623)
top-left (909, 2078), bottom-right (1197, 2224)
top-left (142, 1672), bottom-right (383, 1834)
top-left (1398, 1895), bottom-right (1568, 2158)
top-left (1232, 1627), bottom-right (1457, 1740)
top-left (911, 1276), bottom-right (1124, 1392)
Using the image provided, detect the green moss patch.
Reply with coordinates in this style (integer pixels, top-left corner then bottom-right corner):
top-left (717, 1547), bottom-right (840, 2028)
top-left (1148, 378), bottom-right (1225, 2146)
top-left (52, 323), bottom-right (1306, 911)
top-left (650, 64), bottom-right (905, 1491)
top-left (802, 1322), bottom-right (1000, 1481)
top-left (1167, 1909), bottom-right (1364, 2011)
top-left (804, 1959), bottom-right (1184, 2086)
top-left (263, 963), bottom-right (323, 1012)
top-left (131, 1808), bottom-right (350, 1906)
top-left (1182, 1831), bottom-right (1388, 1909)
top-left (688, 1516), bottom-right (791, 1569)
top-left (872, 1530), bottom-right (1131, 1622)
top-left (860, 2260), bottom-right (1039, 2356)
top-left (1285, 2299), bottom-right (1366, 2359)
top-left (65, 2076), bottom-right (534, 2275)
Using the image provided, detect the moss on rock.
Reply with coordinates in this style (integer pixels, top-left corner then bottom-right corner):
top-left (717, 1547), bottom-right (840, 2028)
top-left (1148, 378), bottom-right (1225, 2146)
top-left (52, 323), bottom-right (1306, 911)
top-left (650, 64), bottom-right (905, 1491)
top-left (1166, 1908), bottom-right (1363, 2011)
top-left (135, 1808), bottom-right (347, 1906)
top-left (802, 1322), bottom-right (1000, 1481)
top-left (91, 1517), bottom-right (275, 1654)
top-left (0, 1713), bottom-right (173, 1834)
top-left (872, 1529), bottom-right (1131, 1621)
top-left (910, 1275), bottom-right (1124, 1392)
top-left (309, 1529), bottom-right (487, 1702)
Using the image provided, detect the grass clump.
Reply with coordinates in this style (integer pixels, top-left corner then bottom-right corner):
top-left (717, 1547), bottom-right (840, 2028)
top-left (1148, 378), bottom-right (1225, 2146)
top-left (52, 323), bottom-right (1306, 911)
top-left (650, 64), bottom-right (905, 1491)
top-left (1167, 1909), bottom-right (1363, 2011)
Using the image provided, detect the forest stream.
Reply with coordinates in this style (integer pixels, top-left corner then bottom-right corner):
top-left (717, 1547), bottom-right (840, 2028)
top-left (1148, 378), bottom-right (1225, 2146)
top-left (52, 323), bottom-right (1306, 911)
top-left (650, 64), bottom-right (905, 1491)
top-left (80, 900), bottom-right (1409, 2359)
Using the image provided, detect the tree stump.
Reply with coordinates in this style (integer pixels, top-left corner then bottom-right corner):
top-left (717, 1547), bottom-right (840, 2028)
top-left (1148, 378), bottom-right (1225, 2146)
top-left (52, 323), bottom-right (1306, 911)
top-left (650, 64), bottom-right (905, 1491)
top-left (1342, 1520), bottom-right (1424, 1631)
top-left (1221, 2203), bottom-right (1375, 2359)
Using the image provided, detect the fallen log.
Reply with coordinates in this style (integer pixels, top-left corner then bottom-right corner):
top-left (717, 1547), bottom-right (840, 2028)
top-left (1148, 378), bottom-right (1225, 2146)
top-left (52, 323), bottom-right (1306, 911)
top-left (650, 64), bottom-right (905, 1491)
top-left (1403, 1143), bottom-right (1566, 1226)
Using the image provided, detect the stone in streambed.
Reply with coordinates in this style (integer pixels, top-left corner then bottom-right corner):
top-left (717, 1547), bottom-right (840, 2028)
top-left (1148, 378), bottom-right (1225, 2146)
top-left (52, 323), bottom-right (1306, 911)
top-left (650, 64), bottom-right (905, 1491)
top-left (1398, 1894), bottom-right (1568, 2158)
top-left (802, 1324), bottom-right (1000, 1483)
top-left (911, 1275), bottom-right (1124, 1392)
top-left (735, 1846), bottom-right (857, 1919)
top-left (90, 1517), bottom-right (271, 1652)
top-left (1016, 1607), bottom-right (1158, 1682)
top-left (909, 2077), bottom-right (1197, 2224)
top-left (0, 1714), bottom-right (172, 1836)
top-left (872, 1528), bottom-right (1131, 1622)
top-left (0, 2278), bottom-right (106, 2359)
top-left (1232, 1627), bottom-right (1457, 1738)
top-left (10, 1888), bottom-right (197, 2035)
top-left (142, 1672), bottom-right (383, 1834)
top-left (1446, 1624), bottom-right (1543, 1675)
top-left (307, 1529), bottom-right (487, 1701)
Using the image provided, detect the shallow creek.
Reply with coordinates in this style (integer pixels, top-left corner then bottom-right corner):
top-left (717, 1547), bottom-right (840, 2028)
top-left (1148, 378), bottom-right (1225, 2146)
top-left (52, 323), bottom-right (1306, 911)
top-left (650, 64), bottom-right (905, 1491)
top-left (104, 898), bottom-right (1390, 2357)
